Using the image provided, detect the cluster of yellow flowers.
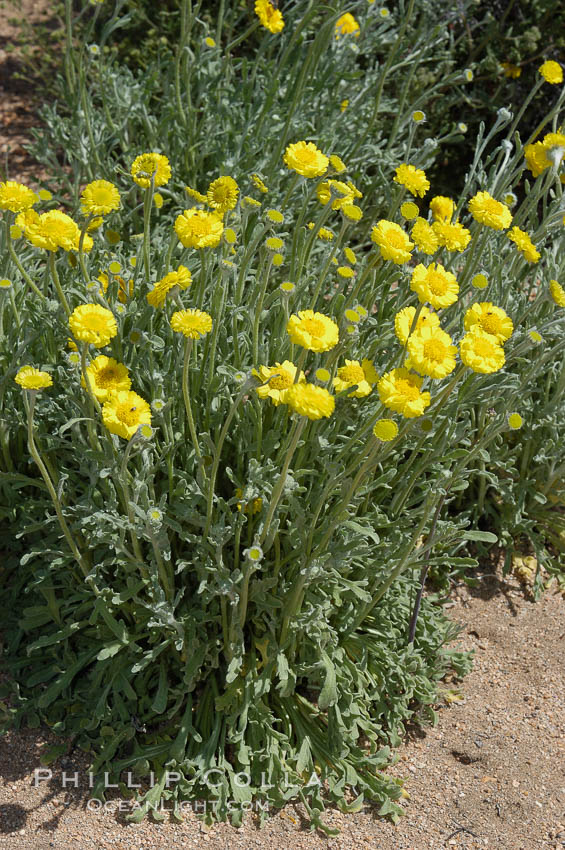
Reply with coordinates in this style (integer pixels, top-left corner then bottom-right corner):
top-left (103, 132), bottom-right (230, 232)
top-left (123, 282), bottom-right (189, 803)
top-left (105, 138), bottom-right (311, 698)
top-left (8, 141), bottom-right (564, 449)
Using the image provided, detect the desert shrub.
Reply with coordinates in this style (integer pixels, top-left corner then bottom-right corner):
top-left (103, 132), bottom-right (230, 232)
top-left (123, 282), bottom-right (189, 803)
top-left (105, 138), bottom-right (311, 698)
top-left (1, 0), bottom-right (564, 828)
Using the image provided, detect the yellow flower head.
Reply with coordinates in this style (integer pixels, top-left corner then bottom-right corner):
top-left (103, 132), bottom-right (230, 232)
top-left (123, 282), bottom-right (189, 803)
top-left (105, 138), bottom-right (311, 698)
top-left (254, 0), bottom-right (284, 33)
top-left (102, 390), bottom-right (152, 440)
top-left (81, 180), bottom-right (120, 216)
top-left (333, 358), bottom-right (378, 398)
top-left (206, 176), bottom-right (239, 214)
top-left (253, 360), bottom-right (305, 406)
top-left (538, 60), bottom-right (563, 85)
top-left (185, 185), bottom-right (207, 204)
top-left (285, 383), bottom-right (335, 420)
top-left (431, 219), bottom-right (471, 252)
top-left (147, 265), bottom-right (192, 308)
top-left (507, 226), bottom-right (540, 263)
top-left (235, 489), bottom-right (263, 515)
top-left (459, 329), bottom-right (505, 374)
top-left (524, 141), bottom-right (552, 178)
top-left (69, 304), bottom-right (118, 347)
top-left (410, 262), bottom-right (459, 310)
top-left (394, 164), bottom-right (430, 198)
top-left (371, 220), bottom-right (414, 264)
top-left (373, 419), bottom-right (399, 441)
top-left (335, 13), bottom-right (360, 39)
top-left (429, 195), bottom-right (455, 222)
top-left (283, 141), bottom-right (329, 178)
top-left (286, 310), bottom-right (339, 352)
top-left (401, 201), bottom-right (419, 220)
top-left (406, 325), bottom-right (457, 379)
top-left (464, 302), bottom-right (513, 343)
top-left (251, 173), bottom-right (269, 194)
top-left (411, 217), bottom-right (439, 255)
top-left (508, 412), bottom-right (523, 430)
top-left (175, 209), bottom-right (224, 249)
top-left (549, 279), bottom-right (565, 307)
top-left (15, 365), bottom-right (53, 390)
top-left (377, 367), bottom-right (431, 418)
top-left (170, 308), bottom-right (213, 339)
top-left (130, 153), bottom-right (171, 189)
top-left (501, 62), bottom-right (521, 79)
top-left (317, 179), bottom-right (355, 210)
top-left (468, 191), bottom-right (512, 230)
top-left (329, 154), bottom-right (347, 173)
top-left (0, 180), bottom-right (38, 212)
top-left (341, 204), bottom-right (363, 221)
top-left (394, 305), bottom-right (440, 345)
top-left (17, 209), bottom-right (91, 253)
top-left (82, 355), bottom-right (131, 402)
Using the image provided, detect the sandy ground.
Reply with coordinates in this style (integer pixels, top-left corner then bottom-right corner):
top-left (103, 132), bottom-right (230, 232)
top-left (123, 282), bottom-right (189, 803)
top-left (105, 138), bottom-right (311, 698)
top-left (1, 569), bottom-right (565, 850)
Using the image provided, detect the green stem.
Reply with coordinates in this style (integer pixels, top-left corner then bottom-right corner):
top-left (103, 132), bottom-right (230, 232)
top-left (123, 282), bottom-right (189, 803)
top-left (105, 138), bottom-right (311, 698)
top-left (48, 253), bottom-right (71, 316)
top-left (259, 417), bottom-right (306, 549)
top-left (181, 338), bottom-right (202, 462)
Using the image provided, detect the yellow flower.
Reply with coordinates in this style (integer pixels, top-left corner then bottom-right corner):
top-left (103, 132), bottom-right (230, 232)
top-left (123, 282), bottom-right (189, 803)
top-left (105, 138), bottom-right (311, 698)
top-left (170, 308), bottom-right (213, 339)
top-left (286, 310), bottom-right (339, 352)
top-left (524, 141), bottom-right (552, 177)
top-left (549, 279), bottom-right (565, 307)
top-left (82, 355), bottom-right (131, 402)
top-left (251, 173), bottom-right (269, 194)
top-left (508, 412), bottom-right (523, 430)
top-left (538, 60), bottom-right (563, 85)
top-left (472, 273), bottom-right (489, 290)
top-left (507, 226), bottom-right (540, 263)
top-left (153, 192), bottom-right (164, 209)
top-left (429, 195), bottom-right (455, 222)
top-left (431, 219), bottom-right (471, 252)
top-left (501, 62), bottom-right (521, 79)
top-left (394, 164), bottom-right (430, 198)
top-left (371, 220), bottom-right (414, 264)
top-left (468, 191), bottom-right (512, 230)
top-left (285, 383), bottom-right (335, 420)
top-left (337, 266), bottom-right (354, 279)
top-left (464, 303), bottom-right (513, 343)
top-left (529, 330), bottom-right (543, 343)
top-left (69, 304), bottom-right (117, 347)
top-left (235, 488), bottom-right (263, 515)
top-left (102, 390), bottom-right (152, 440)
top-left (341, 204), bottom-right (363, 221)
top-left (14, 365), bottom-right (52, 390)
top-left (185, 185), bottom-right (207, 203)
top-left (329, 154), bottom-right (347, 173)
top-left (372, 419), bottom-right (399, 441)
top-left (406, 326), bottom-right (457, 379)
top-left (206, 176), bottom-right (239, 214)
top-left (283, 141), bottom-right (329, 178)
top-left (411, 217), bottom-right (439, 255)
top-left (253, 361), bottom-right (305, 406)
top-left (16, 209), bottom-right (91, 253)
top-left (335, 13), bottom-right (360, 38)
top-left (266, 236), bottom-right (284, 251)
top-left (266, 208), bottom-right (284, 223)
top-left (130, 153), bottom-right (171, 188)
top-left (254, 0), bottom-right (284, 33)
top-left (340, 99), bottom-right (349, 112)
top-left (0, 180), bottom-right (38, 212)
top-left (147, 265), bottom-right (192, 308)
top-left (401, 201), bottom-right (419, 220)
top-left (394, 305), bottom-right (440, 345)
top-left (459, 329), bottom-right (505, 374)
top-left (80, 180), bottom-right (120, 216)
top-left (317, 179), bottom-right (355, 210)
top-left (410, 262), bottom-right (459, 310)
top-left (175, 209), bottom-right (224, 249)
top-left (377, 367), bottom-right (431, 418)
top-left (333, 358), bottom-right (378, 398)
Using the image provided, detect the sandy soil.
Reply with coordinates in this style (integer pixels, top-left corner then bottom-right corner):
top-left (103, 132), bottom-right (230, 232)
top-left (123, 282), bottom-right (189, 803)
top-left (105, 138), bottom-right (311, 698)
top-left (1, 569), bottom-right (564, 850)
